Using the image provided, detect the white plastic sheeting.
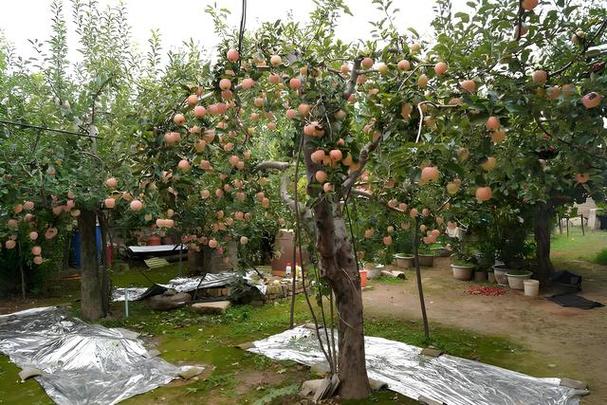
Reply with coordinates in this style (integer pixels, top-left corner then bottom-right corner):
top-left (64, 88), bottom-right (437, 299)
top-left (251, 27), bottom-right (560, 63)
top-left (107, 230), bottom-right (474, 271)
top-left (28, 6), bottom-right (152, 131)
top-left (249, 326), bottom-right (587, 405)
top-left (0, 307), bottom-right (188, 404)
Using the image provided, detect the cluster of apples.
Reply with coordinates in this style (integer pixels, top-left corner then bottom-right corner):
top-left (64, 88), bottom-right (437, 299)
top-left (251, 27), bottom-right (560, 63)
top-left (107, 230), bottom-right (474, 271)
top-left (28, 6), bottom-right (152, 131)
top-left (2, 197), bottom-right (69, 265)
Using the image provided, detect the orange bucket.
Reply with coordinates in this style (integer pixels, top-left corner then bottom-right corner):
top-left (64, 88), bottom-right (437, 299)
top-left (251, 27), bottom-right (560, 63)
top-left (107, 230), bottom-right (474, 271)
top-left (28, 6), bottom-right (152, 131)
top-left (147, 235), bottom-right (161, 246)
top-left (359, 270), bottom-right (368, 288)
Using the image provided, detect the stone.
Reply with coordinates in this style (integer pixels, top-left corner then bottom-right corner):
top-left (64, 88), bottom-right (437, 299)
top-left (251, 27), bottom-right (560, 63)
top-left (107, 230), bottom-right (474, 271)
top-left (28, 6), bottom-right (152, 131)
top-left (380, 270), bottom-right (406, 279)
top-left (369, 378), bottom-right (387, 391)
top-left (310, 363), bottom-right (331, 377)
top-left (300, 376), bottom-right (339, 401)
top-left (19, 367), bottom-right (42, 382)
top-left (191, 300), bottom-right (231, 315)
top-left (421, 347), bottom-right (443, 358)
top-left (235, 342), bottom-right (253, 350)
top-left (178, 366), bottom-right (206, 380)
top-left (147, 292), bottom-right (192, 311)
top-left (560, 377), bottom-right (587, 390)
top-left (392, 271), bottom-right (406, 279)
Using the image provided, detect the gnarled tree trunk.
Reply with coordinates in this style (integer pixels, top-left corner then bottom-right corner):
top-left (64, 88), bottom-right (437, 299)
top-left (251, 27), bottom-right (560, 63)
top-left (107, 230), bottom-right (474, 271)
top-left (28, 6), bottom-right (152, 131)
top-left (313, 199), bottom-right (370, 399)
top-left (533, 202), bottom-right (555, 285)
top-left (304, 134), bottom-right (370, 399)
top-left (79, 208), bottom-right (106, 321)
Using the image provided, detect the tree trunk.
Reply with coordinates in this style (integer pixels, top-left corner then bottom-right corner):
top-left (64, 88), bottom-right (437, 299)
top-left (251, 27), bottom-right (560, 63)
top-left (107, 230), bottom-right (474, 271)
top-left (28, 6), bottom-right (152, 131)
top-left (313, 198), bottom-right (370, 399)
top-left (299, 123), bottom-right (370, 399)
top-left (79, 208), bottom-right (105, 321)
top-left (187, 248), bottom-right (205, 275)
top-left (533, 203), bottom-right (555, 285)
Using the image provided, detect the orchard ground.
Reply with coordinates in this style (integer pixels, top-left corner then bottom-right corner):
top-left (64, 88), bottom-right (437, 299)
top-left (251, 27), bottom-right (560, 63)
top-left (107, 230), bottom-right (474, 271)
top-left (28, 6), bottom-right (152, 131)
top-left (0, 226), bottom-right (605, 404)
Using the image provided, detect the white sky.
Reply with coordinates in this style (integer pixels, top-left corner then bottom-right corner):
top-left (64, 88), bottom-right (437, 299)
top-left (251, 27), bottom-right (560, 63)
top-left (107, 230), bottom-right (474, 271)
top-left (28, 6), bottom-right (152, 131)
top-left (0, 0), bottom-right (469, 61)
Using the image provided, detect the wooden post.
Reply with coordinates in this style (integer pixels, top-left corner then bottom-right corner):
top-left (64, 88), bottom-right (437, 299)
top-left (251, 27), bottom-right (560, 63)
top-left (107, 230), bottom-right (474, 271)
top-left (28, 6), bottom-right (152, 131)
top-left (413, 217), bottom-right (430, 340)
top-left (580, 214), bottom-right (585, 236)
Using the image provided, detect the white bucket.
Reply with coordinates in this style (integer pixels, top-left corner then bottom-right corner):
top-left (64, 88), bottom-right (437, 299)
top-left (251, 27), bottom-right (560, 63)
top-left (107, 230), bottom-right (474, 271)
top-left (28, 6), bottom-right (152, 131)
top-left (523, 279), bottom-right (540, 297)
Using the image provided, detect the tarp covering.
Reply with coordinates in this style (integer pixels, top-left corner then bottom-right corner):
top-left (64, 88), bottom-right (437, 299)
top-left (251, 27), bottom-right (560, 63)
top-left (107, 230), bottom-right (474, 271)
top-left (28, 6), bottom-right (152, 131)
top-left (112, 271), bottom-right (267, 302)
top-left (249, 326), bottom-right (587, 405)
top-left (127, 244), bottom-right (186, 254)
top-left (0, 306), bottom-right (188, 404)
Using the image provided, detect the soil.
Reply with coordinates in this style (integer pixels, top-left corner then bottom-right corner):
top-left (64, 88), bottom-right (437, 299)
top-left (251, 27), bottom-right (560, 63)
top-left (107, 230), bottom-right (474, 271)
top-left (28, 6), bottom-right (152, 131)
top-left (234, 369), bottom-right (287, 395)
top-left (363, 256), bottom-right (607, 405)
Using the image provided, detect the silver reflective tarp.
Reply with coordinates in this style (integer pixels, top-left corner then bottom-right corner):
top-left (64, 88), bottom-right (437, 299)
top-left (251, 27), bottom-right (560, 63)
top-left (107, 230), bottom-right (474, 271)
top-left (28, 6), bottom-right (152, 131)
top-left (112, 271), bottom-right (267, 302)
top-left (249, 326), bottom-right (587, 405)
top-left (112, 287), bottom-right (149, 302)
top-left (0, 306), bottom-right (187, 404)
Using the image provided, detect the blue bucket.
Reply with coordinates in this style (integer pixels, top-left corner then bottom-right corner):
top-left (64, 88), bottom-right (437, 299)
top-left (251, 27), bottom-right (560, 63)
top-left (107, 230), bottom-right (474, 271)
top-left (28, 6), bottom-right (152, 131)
top-left (69, 226), bottom-right (102, 269)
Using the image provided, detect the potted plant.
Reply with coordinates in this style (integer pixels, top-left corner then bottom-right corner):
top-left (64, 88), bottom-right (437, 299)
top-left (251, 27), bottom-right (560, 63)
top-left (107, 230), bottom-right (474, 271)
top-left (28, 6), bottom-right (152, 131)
top-left (417, 244), bottom-right (435, 267)
top-left (506, 269), bottom-right (533, 290)
top-left (474, 241), bottom-right (494, 282)
top-left (430, 237), bottom-right (452, 257)
top-left (490, 207), bottom-right (535, 285)
top-left (394, 252), bottom-right (415, 268)
top-left (450, 246), bottom-right (475, 281)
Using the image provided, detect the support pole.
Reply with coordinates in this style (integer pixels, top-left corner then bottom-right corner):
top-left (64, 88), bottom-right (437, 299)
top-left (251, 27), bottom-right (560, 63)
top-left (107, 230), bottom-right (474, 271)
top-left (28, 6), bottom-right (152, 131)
top-left (580, 214), bottom-right (585, 236)
top-left (124, 288), bottom-right (129, 318)
top-left (413, 218), bottom-right (430, 340)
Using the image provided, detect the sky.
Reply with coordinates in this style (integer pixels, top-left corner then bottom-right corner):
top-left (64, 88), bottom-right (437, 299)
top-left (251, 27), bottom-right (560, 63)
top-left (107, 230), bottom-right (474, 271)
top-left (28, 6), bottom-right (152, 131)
top-left (0, 0), bottom-right (469, 61)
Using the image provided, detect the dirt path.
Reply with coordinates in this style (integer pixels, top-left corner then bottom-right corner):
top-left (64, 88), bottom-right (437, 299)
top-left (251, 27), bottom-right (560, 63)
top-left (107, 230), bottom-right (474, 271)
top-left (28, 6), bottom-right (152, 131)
top-left (363, 257), bottom-right (607, 404)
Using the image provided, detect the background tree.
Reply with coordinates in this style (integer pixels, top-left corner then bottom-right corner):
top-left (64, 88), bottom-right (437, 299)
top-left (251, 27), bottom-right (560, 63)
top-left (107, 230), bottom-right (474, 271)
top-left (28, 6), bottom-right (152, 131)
top-left (0, 0), bottom-right (141, 319)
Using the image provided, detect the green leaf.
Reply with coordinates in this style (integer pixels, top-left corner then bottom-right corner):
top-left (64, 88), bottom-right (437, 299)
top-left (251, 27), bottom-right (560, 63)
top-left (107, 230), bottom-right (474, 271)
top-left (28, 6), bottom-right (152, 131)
top-left (454, 12), bottom-right (470, 23)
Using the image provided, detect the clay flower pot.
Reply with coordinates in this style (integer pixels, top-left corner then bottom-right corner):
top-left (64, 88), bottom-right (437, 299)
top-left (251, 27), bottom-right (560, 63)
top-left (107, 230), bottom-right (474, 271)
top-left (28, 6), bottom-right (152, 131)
top-left (451, 263), bottom-right (474, 281)
top-left (394, 253), bottom-right (415, 268)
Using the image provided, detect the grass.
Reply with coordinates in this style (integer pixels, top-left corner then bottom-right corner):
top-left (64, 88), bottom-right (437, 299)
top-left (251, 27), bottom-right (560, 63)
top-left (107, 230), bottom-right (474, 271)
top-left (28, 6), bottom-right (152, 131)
top-left (370, 275), bottom-right (406, 285)
top-left (111, 261), bottom-right (183, 287)
top-left (595, 248), bottom-right (607, 265)
top-left (0, 357), bottom-right (53, 405)
top-left (551, 226), bottom-right (607, 263)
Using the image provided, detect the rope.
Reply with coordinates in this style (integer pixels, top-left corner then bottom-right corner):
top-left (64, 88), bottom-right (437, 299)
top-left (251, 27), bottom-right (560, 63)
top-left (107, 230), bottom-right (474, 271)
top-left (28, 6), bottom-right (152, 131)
top-left (0, 119), bottom-right (101, 139)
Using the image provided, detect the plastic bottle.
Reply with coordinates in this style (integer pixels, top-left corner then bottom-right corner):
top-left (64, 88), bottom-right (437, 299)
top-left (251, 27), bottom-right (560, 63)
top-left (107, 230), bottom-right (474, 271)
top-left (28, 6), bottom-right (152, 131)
top-left (285, 262), bottom-right (292, 278)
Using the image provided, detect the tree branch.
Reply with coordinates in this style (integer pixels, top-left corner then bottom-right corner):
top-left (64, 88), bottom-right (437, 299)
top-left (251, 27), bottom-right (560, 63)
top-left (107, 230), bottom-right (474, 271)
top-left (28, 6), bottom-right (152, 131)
top-left (344, 57), bottom-right (362, 99)
top-left (280, 173), bottom-right (314, 226)
top-left (349, 188), bottom-right (405, 214)
top-left (534, 116), bottom-right (607, 162)
top-left (551, 17), bottom-right (607, 78)
top-left (341, 131), bottom-right (383, 198)
top-left (255, 160), bottom-right (314, 227)
top-left (416, 101), bottom-right (461, 143)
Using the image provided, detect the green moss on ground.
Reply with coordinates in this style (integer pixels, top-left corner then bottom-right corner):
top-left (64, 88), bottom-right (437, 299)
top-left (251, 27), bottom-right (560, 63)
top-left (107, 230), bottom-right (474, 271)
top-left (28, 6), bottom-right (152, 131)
top-left (0, 357), bottom-right (53, 405)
